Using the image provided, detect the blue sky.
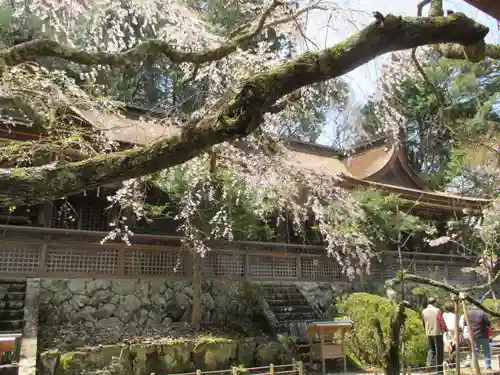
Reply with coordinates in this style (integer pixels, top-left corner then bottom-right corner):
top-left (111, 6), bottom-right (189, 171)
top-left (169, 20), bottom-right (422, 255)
top-left (302, 0), bottom-right (499, 145)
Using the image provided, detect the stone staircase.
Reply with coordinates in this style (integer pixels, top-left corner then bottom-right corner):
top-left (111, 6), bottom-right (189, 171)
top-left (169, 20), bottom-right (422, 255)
top-left (263, 283), bottom-right (319, 343)
top-left (0, 279), bottom-right (25, 373)
top-left (0, 280), bottom-right (26, 334)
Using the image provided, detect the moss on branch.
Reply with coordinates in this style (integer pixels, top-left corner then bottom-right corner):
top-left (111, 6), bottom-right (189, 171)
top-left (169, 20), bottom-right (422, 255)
top-left (0, 0), bottom-right (283, 68)
top-left (0, 11), bottom-right (491, 207)
top-left (438, 41), bottom-right (500, 61)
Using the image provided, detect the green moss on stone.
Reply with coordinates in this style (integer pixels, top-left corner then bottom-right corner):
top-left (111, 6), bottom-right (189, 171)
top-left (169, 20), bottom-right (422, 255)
top-left (196, 334), bottom-right (233, 345)
top-left (56, 352), bottom-right (88, 375)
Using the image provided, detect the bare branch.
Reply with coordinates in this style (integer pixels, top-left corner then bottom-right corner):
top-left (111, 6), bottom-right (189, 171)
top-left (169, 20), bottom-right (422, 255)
top-left (389, 273), bottom-right (500, 317)
top-left (267, 91), bottom-right (301, 114)
top-left (0, 12), bottom-right (490, 207)
top-left (462, 271), bottom-right (500, 292)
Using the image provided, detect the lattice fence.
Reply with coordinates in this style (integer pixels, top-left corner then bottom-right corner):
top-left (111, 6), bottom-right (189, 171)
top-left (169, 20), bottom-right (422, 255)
top-left (301, 256), bottom-right (341, 280)
top-left (125, 248), bottom-right (184, 277)
top-left (0, 243), bottom-right (40, 274)
top-left (0, 233), bottom-right (477, 282)
top-left (46, 246), bottom-right (119, 276)
top-left (203, 252), bottom-right (244, 278)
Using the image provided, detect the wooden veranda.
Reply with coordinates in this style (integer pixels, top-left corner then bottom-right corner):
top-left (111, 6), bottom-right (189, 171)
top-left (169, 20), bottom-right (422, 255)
top-left (0, 224), bottom-right (480, 284)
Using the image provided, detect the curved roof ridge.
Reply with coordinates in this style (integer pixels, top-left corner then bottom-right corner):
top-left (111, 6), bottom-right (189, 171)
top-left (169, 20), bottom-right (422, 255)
top-left (341, 140), bottom-right (397, 180)
top-left (393, 147), bottom-right (428, 190)
top-left (346, 137), bottom-right (390, 157)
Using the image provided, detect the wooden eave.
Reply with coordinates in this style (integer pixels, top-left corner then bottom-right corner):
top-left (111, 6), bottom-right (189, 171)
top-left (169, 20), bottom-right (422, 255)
top-left (341, 175), bottom-right (488, 216)
top-left (463, 0), bottom-right (500, 20)
top-left (0, 108), bottom-right (491, 214)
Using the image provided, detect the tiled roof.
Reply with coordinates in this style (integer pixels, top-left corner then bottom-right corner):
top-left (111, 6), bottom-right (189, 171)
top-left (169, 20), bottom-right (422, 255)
top-left (0, 106), bottom-right (492, 213)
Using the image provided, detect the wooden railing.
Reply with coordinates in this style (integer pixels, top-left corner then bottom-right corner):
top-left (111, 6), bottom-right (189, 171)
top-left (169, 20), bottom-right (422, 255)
top-left (164, 361), bottom-right (303, 375)
top-left (0, 225), bottom-right (478, 284)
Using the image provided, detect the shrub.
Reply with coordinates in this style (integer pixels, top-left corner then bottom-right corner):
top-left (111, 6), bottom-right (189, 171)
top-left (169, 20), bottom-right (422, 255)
top-left (333, 293), bottom-right (427, 368)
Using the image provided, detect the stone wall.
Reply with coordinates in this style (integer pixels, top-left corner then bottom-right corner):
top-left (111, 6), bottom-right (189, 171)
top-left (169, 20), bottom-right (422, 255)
top-left (296, 281), bottom-right (371, 317)
top-left (39, 335), bottom-right (295, 375)
top-left (38, 279), bottom-right (272, 350)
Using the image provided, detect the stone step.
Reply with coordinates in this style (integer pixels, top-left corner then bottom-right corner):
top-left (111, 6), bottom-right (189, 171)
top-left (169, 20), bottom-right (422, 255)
top-left (0, 310), bottom-right (24, 320)
top-left (0, 284), bottom-right (26, 293)
top-left (0, 280), bottom-right (27, 335)
top-left (273, 311), bottom-right (317, 321)
top-left (0, 320), bottom-right (24, 332)
top-left (269, 305), bottom-right (314, 314)
top-left (263, 286), bottom-right (300, 294)
top-left (267, 297), bottom-right (307, 306)
top-left (265, 292), bottom-right (304, 299)
top-left (0, 301), bottom-right (24, 310)
top-left (0, 293), bottom-right (25, 302)
top-left (0, 280), bottom-right (26, 287)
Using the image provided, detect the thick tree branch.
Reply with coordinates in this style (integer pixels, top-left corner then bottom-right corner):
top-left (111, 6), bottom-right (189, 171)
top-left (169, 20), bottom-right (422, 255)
top-left (438, 41), bottom-right (500, 61)
top-left (418, 0), bottom-right (498, 61)
top-left (0, 12), bottom-right (490, 207)
top-left (388, 273), bottom-right (500, 317)
top-left (0, 0), bottom-right (286, 69)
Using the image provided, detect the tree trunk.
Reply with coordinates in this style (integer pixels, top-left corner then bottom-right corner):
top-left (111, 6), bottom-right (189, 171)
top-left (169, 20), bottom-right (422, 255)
top-left (488, 271), bottom-right (497, 299)
top-left (384, 302), bottom-right (407, 375)
top-left (190, 250), bottom-right (202, 329)
top-left (374, 302), bottom-right (407, 375)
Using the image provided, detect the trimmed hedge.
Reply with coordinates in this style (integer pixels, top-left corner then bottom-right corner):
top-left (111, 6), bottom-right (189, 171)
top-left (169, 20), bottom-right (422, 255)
top-left (333, 293), bottom-right (427, 368)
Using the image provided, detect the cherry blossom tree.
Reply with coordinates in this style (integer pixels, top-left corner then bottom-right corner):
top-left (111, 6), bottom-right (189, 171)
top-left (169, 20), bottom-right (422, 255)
top-left (0, 0), bottom-right (497, 328)
top-left (0, 0), bottom-right (492, 206)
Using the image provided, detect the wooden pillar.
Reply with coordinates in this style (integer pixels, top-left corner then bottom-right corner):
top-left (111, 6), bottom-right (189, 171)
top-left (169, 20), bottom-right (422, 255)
top-left (454, 297), bottom-right (461, 375)
top-left (342, 328), bottom-right (347, 373)
top-left (244, 252), bottom-right (249, 279)
top-left (308, 332), bottom-right (313, 366)
top-left (296, 254), bottom-right (302, 279)
top-left (460, 297), bottom-right (480, 375)
top-left (37, 203), bottom-right (53, 227)
top-left (320, 326), bottom-right (326, 375)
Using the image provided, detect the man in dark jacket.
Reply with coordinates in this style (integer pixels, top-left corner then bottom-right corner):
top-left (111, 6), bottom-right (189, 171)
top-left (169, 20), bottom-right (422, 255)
top-left (466, 305), bottom-right (492, 370)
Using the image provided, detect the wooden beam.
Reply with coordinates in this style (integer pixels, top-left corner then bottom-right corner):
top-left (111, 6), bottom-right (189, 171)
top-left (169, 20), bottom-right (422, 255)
top-left (463, 0), bottom-right (500, 21)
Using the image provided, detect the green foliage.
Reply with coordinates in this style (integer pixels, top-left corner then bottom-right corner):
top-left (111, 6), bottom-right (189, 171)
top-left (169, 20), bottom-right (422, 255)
top-left (361, 58), bottom-right (499, 193)
top-left (148, 164), bottom-right (277, 241)
top-left (409, 286), bottom-right (451, 311)
top-left (482, 299), bottom-right (499, 330)
top-left (329, 188), bottom-right (435, 252)
top-left (333, 293), bottom-right (427, 368)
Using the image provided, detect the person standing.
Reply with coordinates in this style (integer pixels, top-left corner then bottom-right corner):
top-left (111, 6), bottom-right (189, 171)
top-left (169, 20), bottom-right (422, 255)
top-left (443, 302), bottom-right (457, 366)
top-left (459, 314), bottom-right (472, 366)
top-left (422, 298), bottom-right (447, 373)
top-left (467, 305), bottom-right (492, 370)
